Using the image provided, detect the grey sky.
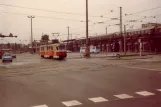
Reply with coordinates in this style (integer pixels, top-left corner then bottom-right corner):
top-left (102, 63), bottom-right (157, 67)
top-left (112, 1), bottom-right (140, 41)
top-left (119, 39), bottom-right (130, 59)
top-left (0, 0), bottom-right (161, 43)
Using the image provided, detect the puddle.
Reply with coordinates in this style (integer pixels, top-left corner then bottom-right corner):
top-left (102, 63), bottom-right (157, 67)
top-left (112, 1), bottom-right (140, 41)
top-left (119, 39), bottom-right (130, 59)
top-left (0, 60), bottom-right (40, 68)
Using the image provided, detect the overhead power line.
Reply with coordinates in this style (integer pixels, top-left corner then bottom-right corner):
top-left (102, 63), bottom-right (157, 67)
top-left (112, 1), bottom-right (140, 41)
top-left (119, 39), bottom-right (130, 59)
top-left (127, 6), bottom-right (161, 16)
top-left (104, 6), bottom-right (161, 22)
top-left (125, 13), bottom-right (161, 24)
top-left (0, 11), bottom-right (85, 22)
top-left (0, 3), bottom-right (113, 19)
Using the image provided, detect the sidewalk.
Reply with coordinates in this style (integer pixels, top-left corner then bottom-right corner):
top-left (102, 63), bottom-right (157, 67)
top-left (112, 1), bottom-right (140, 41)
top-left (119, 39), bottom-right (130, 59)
top-left (67, 52), bottom-right (161, 71)
top-left (67, 52), bottom-right (161, 59)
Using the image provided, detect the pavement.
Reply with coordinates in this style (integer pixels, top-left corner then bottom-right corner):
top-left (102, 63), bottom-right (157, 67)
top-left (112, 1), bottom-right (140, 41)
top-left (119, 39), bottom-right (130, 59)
top-left (0, 53), bottom-right (161, 107)
top-left (68, 52), bottom-right (161, 71)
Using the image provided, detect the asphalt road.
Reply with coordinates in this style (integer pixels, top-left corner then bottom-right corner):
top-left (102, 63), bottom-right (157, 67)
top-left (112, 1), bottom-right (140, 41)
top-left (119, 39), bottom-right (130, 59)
top-left (0, 53), bottom-right (161, 107)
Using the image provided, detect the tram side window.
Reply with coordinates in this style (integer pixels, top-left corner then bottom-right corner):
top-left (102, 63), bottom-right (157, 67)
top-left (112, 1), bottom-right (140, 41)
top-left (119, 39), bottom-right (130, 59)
top-left (41, 47), bottom-right (43, 51)
top-left (51, 46), bottom-right (53, 50)
top-left (45, 47), bottom-right (47, 51)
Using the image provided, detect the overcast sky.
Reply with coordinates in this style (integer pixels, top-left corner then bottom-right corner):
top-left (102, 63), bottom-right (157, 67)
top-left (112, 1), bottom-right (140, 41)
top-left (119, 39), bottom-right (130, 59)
top-left (0, 0), bottom-right (161, 43)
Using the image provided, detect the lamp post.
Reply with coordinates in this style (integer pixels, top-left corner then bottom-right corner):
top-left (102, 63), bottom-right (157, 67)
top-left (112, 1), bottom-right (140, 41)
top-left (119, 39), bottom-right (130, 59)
top-left (27, 16), bottom-right (35, 51)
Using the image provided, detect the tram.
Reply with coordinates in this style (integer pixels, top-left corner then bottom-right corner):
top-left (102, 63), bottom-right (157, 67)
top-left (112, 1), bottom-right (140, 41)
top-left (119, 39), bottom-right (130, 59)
top-left (40, 43), bottom-right (67, 60)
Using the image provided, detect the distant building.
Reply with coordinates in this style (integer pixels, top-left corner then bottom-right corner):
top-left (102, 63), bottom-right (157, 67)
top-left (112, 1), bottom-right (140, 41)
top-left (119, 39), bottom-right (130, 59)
top-left (142, 23), bottom-right (161, 28)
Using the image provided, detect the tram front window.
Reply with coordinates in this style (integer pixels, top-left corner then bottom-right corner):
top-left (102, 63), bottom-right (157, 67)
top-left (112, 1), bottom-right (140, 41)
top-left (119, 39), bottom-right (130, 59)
top-left (58, 45), bottom-right (65, 50)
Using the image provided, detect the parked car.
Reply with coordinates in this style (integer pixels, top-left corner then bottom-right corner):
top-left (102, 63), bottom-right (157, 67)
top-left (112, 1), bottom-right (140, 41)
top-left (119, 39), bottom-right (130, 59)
top-left (67, 50), bottom-right (72, 53)
top-left (12, 54), bottom-right (16, 58)
top-left (80, 46), bottom-right (100, 54)
top-left (0, 51), bottom-right (4, 59)
top-left (2, 53), bottom-right (13, 62)
top-left (0, 49), bottom-right (12, 59)
top-left (9, 52), bottom-right (16, 58)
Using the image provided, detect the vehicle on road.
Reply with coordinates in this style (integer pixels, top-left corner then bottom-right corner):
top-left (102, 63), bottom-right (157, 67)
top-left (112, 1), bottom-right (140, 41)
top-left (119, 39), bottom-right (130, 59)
top-left (40, 43), bottom-right (67, 60)
top-left (8, 51), bottom-right (17, 58)
top-left (11, 52), bottom-right (16, 58)
top-left (80, 46), bottom-right (100, 55)
top-left (67, 50), bottom-right (72, 53)
top-left (2, 53), bottom-right (13, 62)
top-left (0, 49), bottom-right (13, 59)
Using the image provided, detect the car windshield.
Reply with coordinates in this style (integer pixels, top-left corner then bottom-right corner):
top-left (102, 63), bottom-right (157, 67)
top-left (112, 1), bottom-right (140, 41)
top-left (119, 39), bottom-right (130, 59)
top-left (4, 53), bottom-right (11, 56)
top-left (1, 1), bottom-right (161, 107)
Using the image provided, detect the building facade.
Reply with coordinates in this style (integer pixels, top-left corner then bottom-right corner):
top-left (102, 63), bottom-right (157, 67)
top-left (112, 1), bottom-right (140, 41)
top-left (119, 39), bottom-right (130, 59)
top-left (64, 24), bottom-right (161, 53)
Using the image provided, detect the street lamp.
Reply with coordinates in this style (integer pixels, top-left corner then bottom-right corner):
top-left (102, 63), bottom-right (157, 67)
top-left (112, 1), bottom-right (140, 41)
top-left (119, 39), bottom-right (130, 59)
top-left (28, 16), bottom-right (35, 50)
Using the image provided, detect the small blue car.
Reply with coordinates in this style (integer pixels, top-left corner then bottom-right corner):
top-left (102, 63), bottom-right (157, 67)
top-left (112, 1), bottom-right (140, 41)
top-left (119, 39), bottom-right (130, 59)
top-left (2, 53), bottom-right (13, 62)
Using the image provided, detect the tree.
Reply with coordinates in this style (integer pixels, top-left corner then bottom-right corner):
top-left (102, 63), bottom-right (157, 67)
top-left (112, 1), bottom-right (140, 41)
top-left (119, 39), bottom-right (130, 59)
top-left (41, 34), bottom-right (49, 42)
top-left (9, 33), bottom-right (13, 37)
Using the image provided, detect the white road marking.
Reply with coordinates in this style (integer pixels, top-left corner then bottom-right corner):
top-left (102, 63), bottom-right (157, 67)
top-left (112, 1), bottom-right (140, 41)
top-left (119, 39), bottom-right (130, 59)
top-left (114, 94), bottom-right (134, 99)
top-left (135, 91), bottom-right (155, 96)
top-left (88, 97), bottom-right (108, 103)
top-left (31, 104), bottom-right (48, 107)
top-left (122, 66), bottom-right (161, 71)
top-left (156, 89), bottom-right (161, 91)
top-left (62, 100), bottom-right (82, 107)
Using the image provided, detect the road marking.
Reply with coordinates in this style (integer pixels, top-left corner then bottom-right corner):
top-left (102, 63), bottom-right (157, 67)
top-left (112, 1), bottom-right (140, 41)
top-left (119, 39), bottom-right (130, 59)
top-left (31, 104), bottom-right (48, 107)
top-left (114, 94), bottom-right (134, 99)
top-left (62, 100), bottom-right (82, 107)
top-left (122, 66), bottom-right (161, 71)
top-left (135, 91), bottom-right (155, 96)
top-left (156, 89), bottom-right (161, 91)
top-left (88, 97), bottom-right (108, 103)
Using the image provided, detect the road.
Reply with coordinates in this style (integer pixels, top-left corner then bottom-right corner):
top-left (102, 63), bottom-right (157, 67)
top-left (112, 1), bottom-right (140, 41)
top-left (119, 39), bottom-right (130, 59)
top-left (0, 53), bottom-right (161, 107)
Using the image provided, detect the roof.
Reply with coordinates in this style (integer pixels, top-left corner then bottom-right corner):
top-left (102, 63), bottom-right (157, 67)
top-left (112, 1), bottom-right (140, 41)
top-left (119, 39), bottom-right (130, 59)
top-left (40, 43), bottom-right (65, 47)
top-left (126, 26), bottom-right (155, 33)
top-left (0, 49), bottom-right (12, 51)
top-left (63, 39), bottom-right (76, 42)
top-left (62, 26), bottom-right (157, 41)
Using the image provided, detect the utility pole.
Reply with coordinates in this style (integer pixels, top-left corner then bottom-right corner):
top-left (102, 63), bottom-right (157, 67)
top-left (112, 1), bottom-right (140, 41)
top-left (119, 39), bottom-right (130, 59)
top-left (67, 26), bottom-right (70, 50)
top-left (120, 7), bottom-right (123, 36)
top-left (71, 34), bottom-right (72, 40)
top-left (85, 0), bottom-right (90, 57)
top-left (124, 25), bottom-right (126, 54)
top-left (28, 16), bottom-right (35, 50)
top-left (120, 7), bottom-right (123, 52)
top-left (106, 26), bottom-right (107, 35)
top-left (67, 26), bottom-right (70, 41)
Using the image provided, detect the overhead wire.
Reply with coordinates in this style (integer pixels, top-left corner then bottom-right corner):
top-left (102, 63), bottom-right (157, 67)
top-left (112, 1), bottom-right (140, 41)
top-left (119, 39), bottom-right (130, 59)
top-left (0, 11), bottom-right (85, 22)
top-left (73, 6), bottom-right (161, 36)
top-left (0, 3), bottom-right (114, 19)
top-left (127, 6), bottom-right (161, 16)
top-left (103, 6), bottom-right (161, 23)
top-left (125, 13), bottom-right (161, 23)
